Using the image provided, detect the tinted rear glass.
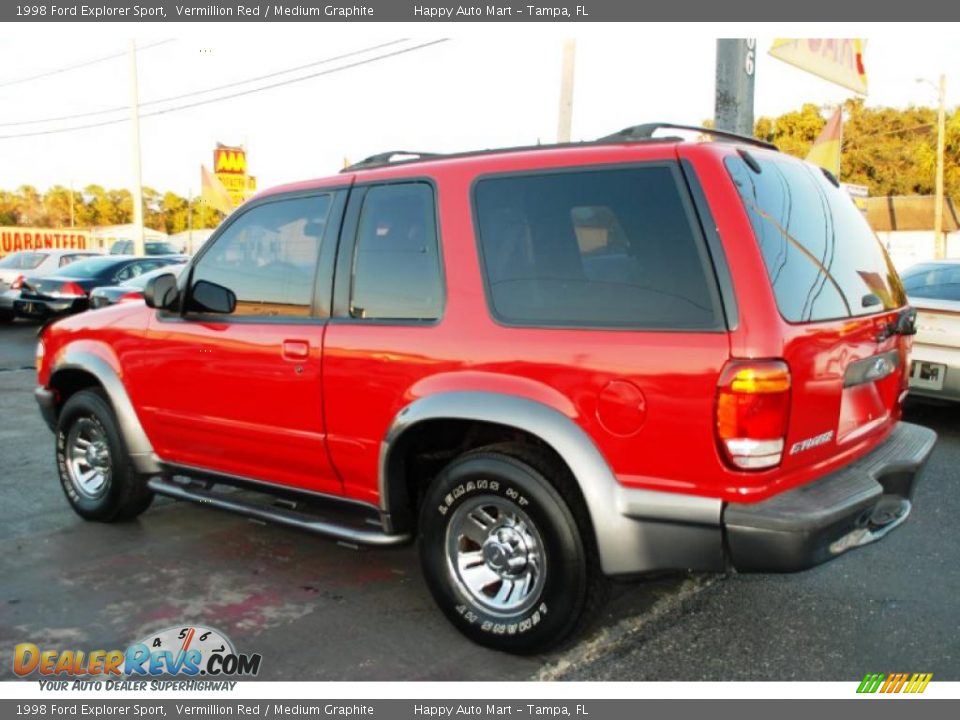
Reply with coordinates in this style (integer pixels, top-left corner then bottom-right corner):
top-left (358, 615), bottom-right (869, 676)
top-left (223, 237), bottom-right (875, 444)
top-left (145, 242), bottom-right (178, 255)
top-left (0, 252), bottom-right (45, 269)
top-left (900, 263), bottom-right (960, 301)
top-left (473, 166), bottom-right (721, 329)
top-left (726, 155), bottom-right (906, 322)
top-left (58, 257), bottom-right (123, 278)
top-left (122, 263), bottom-right (186, 289)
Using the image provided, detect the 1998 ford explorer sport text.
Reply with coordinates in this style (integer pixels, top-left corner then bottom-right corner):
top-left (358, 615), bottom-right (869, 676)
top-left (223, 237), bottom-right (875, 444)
top-left (34, 123), bottom-right (936, 652)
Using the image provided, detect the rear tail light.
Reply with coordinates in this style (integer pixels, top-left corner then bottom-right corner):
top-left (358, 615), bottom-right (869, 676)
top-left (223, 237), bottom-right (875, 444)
top-left (60, 281), bottom-right (87, 297)
top-left (716, 360), bottom-right (791, 470)
top-left (10, 275), bottom-right (24, 290)
top-left (119, 291), bottom-right (143, 303)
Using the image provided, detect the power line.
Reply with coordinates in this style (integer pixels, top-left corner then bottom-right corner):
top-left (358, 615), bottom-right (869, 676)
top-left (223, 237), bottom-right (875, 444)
top-left (0, 39), bottom-right (409, 128)
top-left (0, 40), bottom-right (449, 141)
top-left (0, 40), bottom-right (174, 89)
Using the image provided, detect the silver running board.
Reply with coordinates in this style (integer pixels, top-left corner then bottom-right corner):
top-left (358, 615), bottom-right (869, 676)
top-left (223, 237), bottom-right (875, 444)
top-left (147, 477), bottom-right (411, 547)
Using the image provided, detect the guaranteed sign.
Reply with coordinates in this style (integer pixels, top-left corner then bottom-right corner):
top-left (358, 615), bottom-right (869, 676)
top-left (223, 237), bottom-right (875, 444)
top-left (0, 227), bottom-right (91, 259)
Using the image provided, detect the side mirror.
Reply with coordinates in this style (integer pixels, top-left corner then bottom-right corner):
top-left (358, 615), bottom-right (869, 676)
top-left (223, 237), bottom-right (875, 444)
top-left (189, 280), bottom-right (236, 315)
top-left (143, 273), bottom-right (179, 310)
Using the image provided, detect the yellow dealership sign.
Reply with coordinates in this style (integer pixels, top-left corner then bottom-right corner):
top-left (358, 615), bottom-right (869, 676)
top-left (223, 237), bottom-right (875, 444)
top-left (212, 144), bottom-right (257, 209)
top-left (769, 39), bottom-right (868, 95)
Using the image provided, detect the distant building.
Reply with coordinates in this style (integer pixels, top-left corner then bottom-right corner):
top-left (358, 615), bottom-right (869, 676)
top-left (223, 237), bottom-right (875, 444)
top-left (87, 225), bottom-right (169, 253)
top-left (866, 195), bottom-right (960, 269)
top-left (168, 228), bottom-right (215, 255)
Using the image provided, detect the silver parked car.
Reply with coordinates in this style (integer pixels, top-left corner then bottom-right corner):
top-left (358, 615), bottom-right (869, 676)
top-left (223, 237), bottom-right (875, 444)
top-left (0, 249), bottom-right (102, 322)
top-left (901, 259), bottom-right (960, 402)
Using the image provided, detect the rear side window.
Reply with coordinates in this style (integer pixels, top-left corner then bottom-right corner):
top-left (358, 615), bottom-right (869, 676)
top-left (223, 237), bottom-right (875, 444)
top-left (473, 166), bottom-right (721, 329)
top-left (59, 254), bottom-right (89, 268)
top-left (726, 155), bottom-right (906, 322)
top-left (0, 252), bottom-right (45, 269)
top-left (901, 263), bottom-right (960, 301)
top-left (349, 183), bottom-right (443, 321)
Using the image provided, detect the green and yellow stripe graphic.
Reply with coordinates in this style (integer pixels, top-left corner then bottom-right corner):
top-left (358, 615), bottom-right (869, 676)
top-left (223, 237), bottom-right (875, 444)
top-left (857, 672), bottom-right (933, 694)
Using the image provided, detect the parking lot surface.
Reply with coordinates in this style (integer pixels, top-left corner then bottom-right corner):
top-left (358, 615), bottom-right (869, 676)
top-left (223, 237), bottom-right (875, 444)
top-left (1, 320), bottom-right (958, 680)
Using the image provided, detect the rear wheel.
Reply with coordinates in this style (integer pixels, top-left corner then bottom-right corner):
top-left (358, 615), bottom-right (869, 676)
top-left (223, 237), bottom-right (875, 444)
top-left (0, 310), bottom-right (13, 324)
top-left (418, 446), bottom-right (605, 653)
top-left (56, 388), bottom-right (154, 522)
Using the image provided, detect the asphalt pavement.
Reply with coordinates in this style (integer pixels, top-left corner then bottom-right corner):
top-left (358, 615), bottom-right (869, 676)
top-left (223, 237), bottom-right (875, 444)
top-left (1, 319), bottom-right (957, 681)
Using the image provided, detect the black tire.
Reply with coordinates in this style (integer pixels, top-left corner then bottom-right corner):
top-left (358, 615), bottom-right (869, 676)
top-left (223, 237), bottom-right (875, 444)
top-left (418, 444), bottom-right (606, 654)
top-left (56, 388), bottom-right (154, 522)
top-left (0, 310), bottom-right (14, 324)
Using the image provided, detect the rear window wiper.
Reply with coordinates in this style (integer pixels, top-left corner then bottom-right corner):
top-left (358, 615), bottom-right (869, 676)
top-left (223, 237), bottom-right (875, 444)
top-left (875, 307), bottom-right (918, 342)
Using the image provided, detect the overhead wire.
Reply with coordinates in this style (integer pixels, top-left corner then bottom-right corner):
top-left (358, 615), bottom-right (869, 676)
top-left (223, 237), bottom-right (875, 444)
top-left (0, 39), bottom-right (449, 141)
top-left (0, 38), bottom-right (409, 127)
top-left (0, 39), bottom-right (174, 89)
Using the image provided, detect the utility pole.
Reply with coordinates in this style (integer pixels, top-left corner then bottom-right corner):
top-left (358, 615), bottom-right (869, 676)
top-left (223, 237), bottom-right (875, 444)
top-left (187, 189), bottom-right (194, 255)
top-left (934, 73), bottom-right (946, 259)
top-left (129, 40), bottom-right (146, 257)
top-left (714, 39), bottom-right (756, 136)
top-left (556, 39), bottom-right (576, 143)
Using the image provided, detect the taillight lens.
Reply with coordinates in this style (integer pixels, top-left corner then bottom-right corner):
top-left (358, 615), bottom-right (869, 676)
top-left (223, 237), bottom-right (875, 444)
top-left (119, 291), bottom-right (143, 303)
top-left (60, 281), bottom-right (87, 297)
top-left (716, 360), bottom-right (791, 470)
top-left (11, 275), bottom-right (24, 290)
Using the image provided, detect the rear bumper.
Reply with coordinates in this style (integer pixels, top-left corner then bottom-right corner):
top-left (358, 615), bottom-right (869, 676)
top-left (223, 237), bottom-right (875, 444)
top-left (0, 289), bottom-right (18, 311)
top-left (14, 298), bottom-right (84, 318)
top-left (724, 422), bottom-right (936, 572)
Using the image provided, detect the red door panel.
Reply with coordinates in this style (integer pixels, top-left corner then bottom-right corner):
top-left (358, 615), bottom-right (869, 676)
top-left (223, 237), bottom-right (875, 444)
top-left (136, 317), bottom-right (340, 496)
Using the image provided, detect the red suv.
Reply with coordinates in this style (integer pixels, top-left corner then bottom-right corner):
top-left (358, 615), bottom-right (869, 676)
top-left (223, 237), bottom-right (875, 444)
top-left (35, 124), bottom-right (936, 653)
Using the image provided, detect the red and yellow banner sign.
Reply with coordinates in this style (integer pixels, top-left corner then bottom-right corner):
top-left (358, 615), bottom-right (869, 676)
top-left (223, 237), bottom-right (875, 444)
top-left (0, 227), bottom-right (90, 259)
top-left (806, 107), bottom-right (843, 177)
top-left (769, 39), bottom-right (868, 95)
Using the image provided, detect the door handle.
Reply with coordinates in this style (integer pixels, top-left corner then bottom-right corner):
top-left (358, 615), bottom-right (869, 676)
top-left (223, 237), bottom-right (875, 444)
top-left (282, 339), bottom-right (310, 361)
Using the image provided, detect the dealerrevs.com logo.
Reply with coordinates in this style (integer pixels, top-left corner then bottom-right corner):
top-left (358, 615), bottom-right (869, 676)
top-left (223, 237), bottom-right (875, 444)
top-left (13, 625), bottom-right (262, 684)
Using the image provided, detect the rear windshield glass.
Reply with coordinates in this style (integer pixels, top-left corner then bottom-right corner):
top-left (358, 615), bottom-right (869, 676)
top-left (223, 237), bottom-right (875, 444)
top-left (122, 263), bottom-right (185, 289)
top-left (145, 242), bottom-right (178, 255)
top-left (473, 166), bottom-right (721, 329)
top-left (0, 252), bottom-right (45, 269)
top-left (900, 263), bottom-right (960, 301)
top-left (726, 155), bottom-right (906, 322)
top-left (60, 257), bottom-right (122, 278)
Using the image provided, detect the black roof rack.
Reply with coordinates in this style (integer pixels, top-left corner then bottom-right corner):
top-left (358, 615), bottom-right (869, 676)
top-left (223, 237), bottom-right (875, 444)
top-left (341, 123), bottom-right (777, 174)
top-left (598, 122), bottom-right (778, 152)
top-left (342, 150), bottom-right (444, 172)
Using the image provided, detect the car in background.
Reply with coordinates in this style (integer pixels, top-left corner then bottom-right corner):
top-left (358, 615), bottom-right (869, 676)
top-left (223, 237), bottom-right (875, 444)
top-left (901, 259), bottom-right (960, 402)
top-left (109, 239), bottom-right (182, 256)
top-left (0, 249), bottom-right (102, 323)
top-left (89, 261), bottom-right (188, 309)
top-left (14, 255), bottom-right (183, 320)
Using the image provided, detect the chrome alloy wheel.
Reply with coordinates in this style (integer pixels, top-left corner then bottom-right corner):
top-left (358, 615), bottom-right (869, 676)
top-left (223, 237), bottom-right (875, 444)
top-left (446, 495), bottom-right (546, 615)
top-left (65, 417), bottom-right (112, 499)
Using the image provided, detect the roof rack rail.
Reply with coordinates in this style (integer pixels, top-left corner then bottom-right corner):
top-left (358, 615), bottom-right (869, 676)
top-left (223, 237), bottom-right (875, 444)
top-left (598, 123), bottom-right (778, 152)
top-left (342, 150), bottom-right (445, 172)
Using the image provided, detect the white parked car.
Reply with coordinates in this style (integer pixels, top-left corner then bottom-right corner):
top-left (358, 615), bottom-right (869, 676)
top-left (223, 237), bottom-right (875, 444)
top-left (901, 259), bottom-right (960, 402)
top-left (0, 249), bottom-right (102, 322)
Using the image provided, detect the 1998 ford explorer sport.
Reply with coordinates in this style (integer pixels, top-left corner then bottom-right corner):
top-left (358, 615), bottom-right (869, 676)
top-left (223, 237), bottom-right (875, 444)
top-left (34, 124), bottom-right (936, 653)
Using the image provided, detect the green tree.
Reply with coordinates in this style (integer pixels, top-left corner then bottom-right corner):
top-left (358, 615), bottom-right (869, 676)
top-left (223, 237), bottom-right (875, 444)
top-left (754, 100), bottom-right (960, 200)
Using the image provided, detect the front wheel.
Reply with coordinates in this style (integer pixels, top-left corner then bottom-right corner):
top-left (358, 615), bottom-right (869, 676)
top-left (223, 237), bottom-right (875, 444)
top-left (56, 388), bottom-right (154, 522)
top-left (418, 447), bottom-right (602, 654)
